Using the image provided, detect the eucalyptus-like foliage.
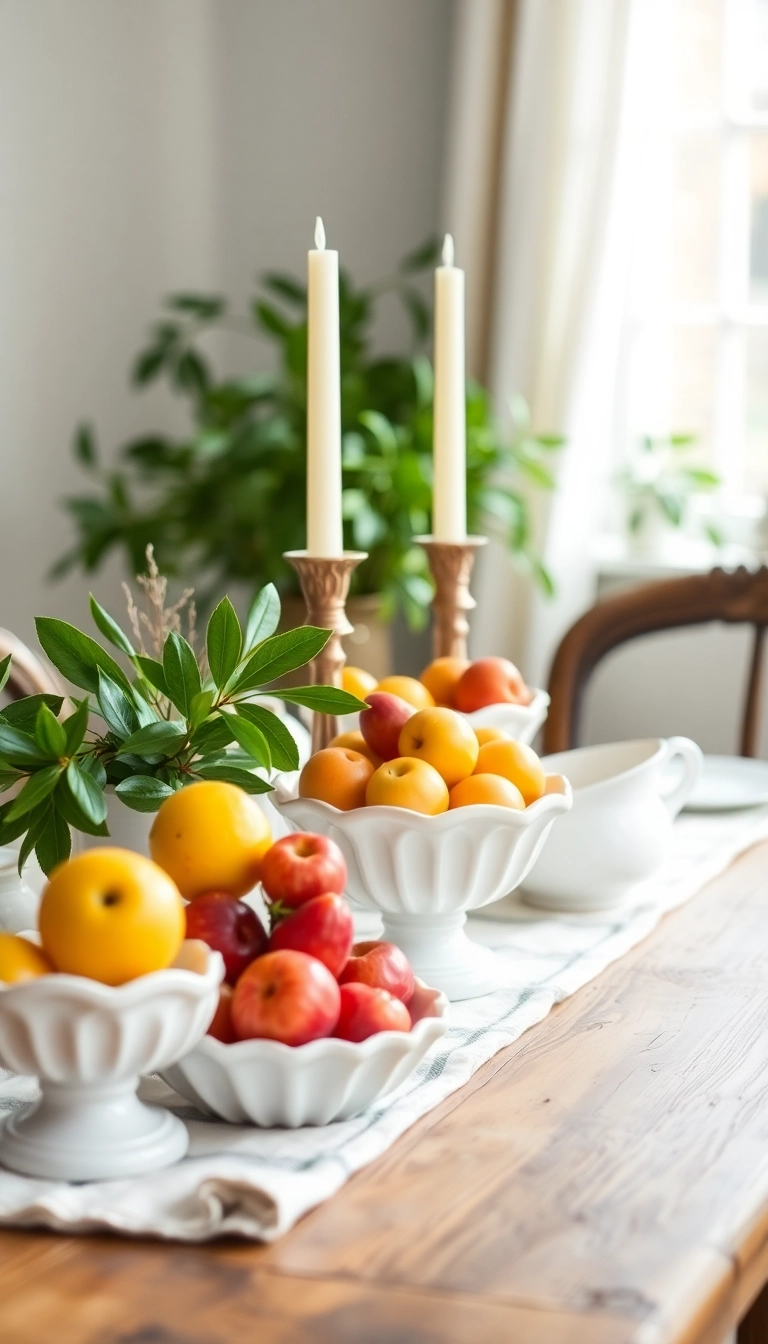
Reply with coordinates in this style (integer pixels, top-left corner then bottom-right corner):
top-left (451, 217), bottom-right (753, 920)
top-left (56, 240), bottom-right (563, 628)
top-left (0, 586), bottom-right (363, 875)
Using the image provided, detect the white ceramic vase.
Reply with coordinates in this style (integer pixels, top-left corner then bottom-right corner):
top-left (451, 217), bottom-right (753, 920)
top-left (0, 950), bottom-right (223, 1181)
top-left (275, 781), bottom-right (571, 1000)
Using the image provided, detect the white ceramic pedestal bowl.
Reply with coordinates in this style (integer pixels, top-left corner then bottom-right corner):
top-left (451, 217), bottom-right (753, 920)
top-left (275, 781), bottom-right (571, 1000)
top-left (163, 980), bottom-right (448, 1128)
top-left (463, 688), bottom-right (550, 746)
top-left (0, 950), bottom-right (223, 1181)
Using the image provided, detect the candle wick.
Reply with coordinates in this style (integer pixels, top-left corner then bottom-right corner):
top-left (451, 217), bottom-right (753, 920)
top-left (315, 216), bottom-right (326, 251)
top-left (442, 233), bottom-right (454, 267)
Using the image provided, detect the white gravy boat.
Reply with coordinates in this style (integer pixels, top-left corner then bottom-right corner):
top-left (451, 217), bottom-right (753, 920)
top-left (521, 737), bottom-right (703, 911)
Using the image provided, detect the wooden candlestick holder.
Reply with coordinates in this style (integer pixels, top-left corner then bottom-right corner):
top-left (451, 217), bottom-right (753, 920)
top-left (283, 550), bottom-right (367, 754)
top-left (415, 535), bottom-right (488, 661)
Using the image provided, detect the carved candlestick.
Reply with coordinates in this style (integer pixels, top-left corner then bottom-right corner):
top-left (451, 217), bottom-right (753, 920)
top-left (415, 536), bottom-right (488, 661)
top-left (283, 550), bottom-right (367, 754)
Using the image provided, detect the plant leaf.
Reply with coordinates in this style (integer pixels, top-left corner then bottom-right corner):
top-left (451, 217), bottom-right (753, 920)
top-left (275, 685), bottom-right (368, 714)
top-left (66, 759), bottom-right (107, 826)
top-left (230, 627), bottom-right (330, 694)
top-left (35, 617), bottom-right (131, 693)
top-left (35, 805), bottom-right (72, 877)
top-left (17, 808), bottom-right (47, 876)
top-left (117, 720), bottom-right (188, 759)
top-left (34, 704), bottom-right (67, 758)
top-left (0, 798), bottom-right (35, 847)
top-left (244, 583), bottom-right (281, 651)
top-left (134, 655), bottom-right (170, 698)
top-left (0, 655), bottom-right (10, 695)
top-left (206, 597), bottom-right (242, 688)
top-left (79, 751), bottom-right (108, 789)
top-left (194, 763), bottom-right (273, 793)
top-left (96, 668), bottom-right (140, 739)
top-left (89, 595), bottom-right (135, 656)
top-left (224, 713), bottom-right (271, 770)
top-left (0, 695), bottom-right (64, 732)
top-left (0, 724), bottom-right (50, 765)
top-left (54, 774), bottom-right (109, 836)
top-left (189, 689), bottom-right (215, 729)
top-left (162, 632), bottom-right (202, 716)
top-left (6, 766), bottom-right (63, 821)
top-left (115, 776), bottom-right (175, 813)
top-left (235, 704), bottom-right (299, 771)
top-left (63, 699), bottom-right (90, 755)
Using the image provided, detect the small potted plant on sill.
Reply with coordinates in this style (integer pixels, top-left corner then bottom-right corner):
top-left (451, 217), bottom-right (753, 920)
top-left (0, 551), bottom-right (363, 876)
top-left (617, 432), bottom-right (722, 555)
top-left (54, 241), bottom-right (563, 671)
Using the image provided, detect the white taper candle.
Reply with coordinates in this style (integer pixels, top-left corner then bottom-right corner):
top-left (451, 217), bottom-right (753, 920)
top-left (432, 232), bottom-right (467, 542)
top-left (306, 216), bottom-right (344, 556)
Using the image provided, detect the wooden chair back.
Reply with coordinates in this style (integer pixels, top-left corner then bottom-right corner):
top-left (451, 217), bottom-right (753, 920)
top-left (544, 566), bottom-right (768, 756)
top-left (0, 628), bottom-right (65, 702)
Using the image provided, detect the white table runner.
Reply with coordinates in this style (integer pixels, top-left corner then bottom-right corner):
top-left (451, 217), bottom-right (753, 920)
top-left (0, 806), bottom-right (766, 1243)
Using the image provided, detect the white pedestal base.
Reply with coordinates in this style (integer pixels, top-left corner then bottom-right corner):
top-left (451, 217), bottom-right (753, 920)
top-left (381, 912), bottom-right (504, 1001)
top-left (0, 1078), bottom-right (188, 1182)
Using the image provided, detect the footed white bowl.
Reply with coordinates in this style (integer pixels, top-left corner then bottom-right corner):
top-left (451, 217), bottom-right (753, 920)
top-left (463, 687), bottom-right (550, 745)
top-left (275, 780), bottom-right (571, 1000)
top-left (163, 980), bottom-right (448, 1127)
top-left (0, 949), bottom-right (223, 1181)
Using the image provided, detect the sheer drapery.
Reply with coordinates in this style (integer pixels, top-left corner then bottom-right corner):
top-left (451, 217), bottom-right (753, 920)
top-left (444, 0), bottom-right (639, 684)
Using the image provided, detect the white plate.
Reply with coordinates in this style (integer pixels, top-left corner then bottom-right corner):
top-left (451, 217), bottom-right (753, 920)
top-left (682, 755), bottom-right (768, 812)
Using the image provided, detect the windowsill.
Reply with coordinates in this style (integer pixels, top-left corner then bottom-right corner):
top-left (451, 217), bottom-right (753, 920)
top-left (594, 533), bottom-right (766, 581)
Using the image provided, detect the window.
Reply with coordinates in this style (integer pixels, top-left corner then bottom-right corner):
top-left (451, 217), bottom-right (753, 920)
top-left (617, 0), bottom-right (768, 501)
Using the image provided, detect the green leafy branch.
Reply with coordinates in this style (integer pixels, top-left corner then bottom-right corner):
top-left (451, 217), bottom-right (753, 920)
top-left (0, 585), bottom-right (364, 876)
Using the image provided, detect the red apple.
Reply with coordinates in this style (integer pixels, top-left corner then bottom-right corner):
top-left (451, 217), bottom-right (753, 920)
top-left (185, 892), bottom-right (267, 986)
top-left (454, 657), bottom-right (530, 713)
top-left (207, 983), bottom-right (236, 1043)
top-left (268, 893), bottom-right (354, 978)
top-left (231, 949), bottom-right (340, 1046)
top-left (359, 692), bottom-right (414, 761)
top-left (333, 982), bottom-right (411, 1041)
top-left (260, 833), bottom-right (347, 909)
top-left (339, 940), bottom-right (415, 1004)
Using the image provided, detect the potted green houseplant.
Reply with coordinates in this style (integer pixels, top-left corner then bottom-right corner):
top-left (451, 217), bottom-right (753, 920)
top-left (618, 433), bottom-right (721, 553)
top-left (54, 241), bottom-right (562, 662)
top-left (0, 558), bottom-right (362, 876)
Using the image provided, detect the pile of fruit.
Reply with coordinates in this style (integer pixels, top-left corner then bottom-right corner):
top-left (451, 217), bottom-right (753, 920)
top-left (191, 830), bottom-right (418, 1047)
top-left (0, 780), bottom-right (421, 1051)
top-left (299, 697), bottom-right (555, 815)
top-left (342, 654), bottom-right (534, 713)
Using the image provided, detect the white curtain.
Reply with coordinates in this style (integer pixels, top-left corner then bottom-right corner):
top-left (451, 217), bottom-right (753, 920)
top-left (444, 0), bottom-right (641, 686)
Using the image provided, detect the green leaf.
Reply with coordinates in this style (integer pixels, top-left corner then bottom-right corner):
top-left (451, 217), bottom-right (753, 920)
top-left (132, 346), bottom-right (168, 386)
top-left (6, 766), bottom-right (63, 821)
top-left (63, 699), bottom-right (90, 754)
top-left (235, 704), bottom-right (299, 771)
top-left (66, 759), bottom-right (107, 826)
top-left (117, 720), bottom-right (187, 759)
top-left (0, 798), bottom-right (35, 846)
top-left (96, 668), bottom-right (140, 739)
top-left (206, 597), bottom-right (242, 688)
top-left (35, 617), bottom-right (131, 694)
top-left (78, 752), bottom-right (107, 788)
top-left (115, 776), bottom-right (175, 813)
top-left (35, 806), bottom-right (72, 876)
top-left (189, 689), bottom-right (215, 729)
top-left (89, 595), bottom-right (135, 656)
top-left (54, 774), bottom-right (109, 837)
top-left (275, 685), bottom-right (368, 714)
top-left (231, 627), bottom-right (331, 694)
top-left (244, 583), bottom-right (281, 651)
top-left (134, 656), bottom-right (170, 698)
top-left (74, 424), bottom-right (98, 469)
top-left (0, 655), bottom-right (11, 694)
top-left (398, 235), bottom-right (441, 273)
top-left (194, 764), bottom-right (273, 793)
top-left (0, 695), bottom-right (63, 731)
top-left (18, 808), bottom-right (47, 876)
top-left (0, 724), bottom-right (50, 765)
top-left (224, 714), bottom-right (271, 770)
top-left (34, 704), bottom-right (67, 758)
top-left (162, 632), bottom-right (202, 716)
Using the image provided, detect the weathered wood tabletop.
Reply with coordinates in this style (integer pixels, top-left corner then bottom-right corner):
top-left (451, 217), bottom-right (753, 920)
top-left (3, 840), bottom-right (768, 1344)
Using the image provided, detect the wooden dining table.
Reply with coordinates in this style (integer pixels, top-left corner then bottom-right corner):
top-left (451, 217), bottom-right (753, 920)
top-left (2, 838), bottom-right (768, 1343)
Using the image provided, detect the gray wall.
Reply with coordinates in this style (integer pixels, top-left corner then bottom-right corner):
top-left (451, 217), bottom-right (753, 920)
top-left (0, 0), bottom-right (453, 649)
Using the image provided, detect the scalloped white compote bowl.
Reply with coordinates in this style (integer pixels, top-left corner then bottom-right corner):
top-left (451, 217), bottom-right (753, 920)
top-left (163, 980), bottom-right (448, 1127)
top-left (463, 687), bottom-right (550, 746)
top-left (275, 780), bottom-right (571, 1000)
top-left (0, 949), bottom-right (223, 1181)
